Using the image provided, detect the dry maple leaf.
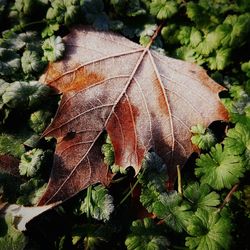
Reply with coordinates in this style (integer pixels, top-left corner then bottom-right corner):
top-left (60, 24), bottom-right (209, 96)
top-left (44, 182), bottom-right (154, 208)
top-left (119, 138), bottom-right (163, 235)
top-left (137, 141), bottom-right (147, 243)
top-left (38, 26), bottom-right (228, 205)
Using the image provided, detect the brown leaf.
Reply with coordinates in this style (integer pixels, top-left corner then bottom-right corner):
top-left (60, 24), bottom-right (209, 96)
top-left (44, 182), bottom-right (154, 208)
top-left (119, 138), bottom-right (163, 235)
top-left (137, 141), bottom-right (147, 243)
top-left (38, 26), bottom-right (228, 205)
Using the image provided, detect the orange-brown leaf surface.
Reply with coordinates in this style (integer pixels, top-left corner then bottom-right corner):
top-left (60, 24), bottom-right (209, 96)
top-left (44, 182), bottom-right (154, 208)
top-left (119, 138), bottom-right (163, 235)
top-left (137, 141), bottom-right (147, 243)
top-left (38, 26), bottom-right (228, 205)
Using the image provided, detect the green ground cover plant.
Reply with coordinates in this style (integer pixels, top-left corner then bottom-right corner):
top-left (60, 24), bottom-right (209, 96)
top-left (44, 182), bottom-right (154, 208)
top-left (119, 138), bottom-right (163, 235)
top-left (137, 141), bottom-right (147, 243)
top-left (0, 0), bottom-right (249, 249)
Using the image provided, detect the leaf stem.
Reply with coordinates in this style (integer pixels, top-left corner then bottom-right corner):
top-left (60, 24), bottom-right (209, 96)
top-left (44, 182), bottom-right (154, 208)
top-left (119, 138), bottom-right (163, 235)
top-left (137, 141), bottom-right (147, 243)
top-left (146, 21), bottom-right (165, 49)
top-left (21, 19), bottom-right (47, 29)
top-left (118, 178), bottom-right (140, 206)
top-left (86, 185), bottom-right (92, 218)
top-left (177, 165), bottom-right (183, 196)
top-left (218, 183), bottom-right (239, 211)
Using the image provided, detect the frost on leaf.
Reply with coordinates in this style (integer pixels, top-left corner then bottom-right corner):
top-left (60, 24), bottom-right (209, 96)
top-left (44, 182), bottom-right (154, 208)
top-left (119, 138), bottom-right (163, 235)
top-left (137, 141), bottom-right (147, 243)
top-left (38, 26), bottom-right (228, 205)
top-left (79, 185), bottom-right (114, 222)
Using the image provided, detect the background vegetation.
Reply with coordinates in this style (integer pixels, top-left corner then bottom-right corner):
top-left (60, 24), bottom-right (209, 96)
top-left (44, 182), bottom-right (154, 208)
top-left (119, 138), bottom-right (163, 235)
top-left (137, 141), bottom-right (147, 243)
top-left (0, 0), bottom-right (249, 249)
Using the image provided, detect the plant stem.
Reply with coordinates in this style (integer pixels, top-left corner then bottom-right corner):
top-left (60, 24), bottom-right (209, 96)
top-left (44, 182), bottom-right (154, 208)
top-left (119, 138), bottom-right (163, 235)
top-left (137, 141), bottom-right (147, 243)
top-left (21, 19), bottom-right (47, 29)
top-left (86, 185), bottom-right (92, 218)
top-left (177, 165), bottom-right (183, 196)
top-left (218, 183), bottom-right (239, 211)
top-left (118, 178), bottom-right (140, 206)
top-left (146, 21), bottom-right (165, 49)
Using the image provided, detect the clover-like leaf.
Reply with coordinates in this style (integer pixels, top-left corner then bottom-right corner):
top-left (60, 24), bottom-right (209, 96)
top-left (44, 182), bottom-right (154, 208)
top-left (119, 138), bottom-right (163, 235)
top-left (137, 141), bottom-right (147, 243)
top-left (191, 124), bottom-right (216, 150)
top-left (184, 182), bottom-right (220, 211)
top-left (42, 36), bottom-right (65, 62)
top-left (17, 178), bottom-right (47, 206)
top-left (150, 0), bottom-right (178, 20)
top-left (0, 133), bottom-right (26, 158)
top-left (21, 50), bottom-right (44, 74)
top-left (0, 214), bottom-right (27, 249)
top-left (2, 81), bottom-right (51, 109)
top-left (224, 122), bottom-right (250, 170)
top-left (125, 218), bottom-right (170, 250)
top-left (29, 110), bottom-right (52, 134)
top-left (153, 192), bottom-right (192, 232)
top-left (0, 48), bottom-right (20, 77)
top-left (19, 149), bottom-right (45, 177)
top-left (195, 144), bottom-right (244, 190)
top-left (186, 208), bottom-right (232, 250)
top-left (79, 185), bottom-right (114, 221)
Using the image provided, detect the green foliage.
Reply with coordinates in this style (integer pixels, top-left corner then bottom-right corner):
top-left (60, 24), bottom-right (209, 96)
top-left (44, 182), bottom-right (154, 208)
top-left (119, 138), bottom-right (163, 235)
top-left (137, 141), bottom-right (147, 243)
top-left (196, 144), bottom-right (245, 190)
top-left (224, 122), bottom-right (250, 170)
top-left (21, 50), bottom-right (44, 74)
top-left (29, 110), bottom-right (52, 133)
top-left (0, 133), bottom-right (26, 158)
top-left (125, 218), bottom-right (170, 250)
top-left (79, 185), bottom-right (114, 221)
top-left (42, 35), bottom-right (65, 62)
top-left (183, 182), bottom-right (220, 211)
top-left (191, 124), bottom-right (217, 150)
top-left (139, 24), bottom-right (157, 47)
top-left (153, 192), bottom-right (192, 232)
top-left (0, 48), bottom-right (20, 77)
top-left (71, 223), bottom-right (114, 249)
top-left (83, 0), bottom-right (110, 30)
top-left (150, 0), bottom-right (178, 20)
top-left (0, 214), bottom-right (27, 250)
top-left (17, 178), bottom-right (47, 205)
top-left (101, 136), bottom-right (115, 166)
top-left (0, 0), bottom-right (249, 249)
top-left (19, 148), bottom-right (46, 177)
top-left (185, 209), bottom-right (232, 250)
top-left (0, 31), bottom-right (46, 79)
top-left (222, 85), bottom-right (250, 123)
top-left (46, 0), bottom-right (81, 26)
top-left (2, 81), bottom-right (51, 109)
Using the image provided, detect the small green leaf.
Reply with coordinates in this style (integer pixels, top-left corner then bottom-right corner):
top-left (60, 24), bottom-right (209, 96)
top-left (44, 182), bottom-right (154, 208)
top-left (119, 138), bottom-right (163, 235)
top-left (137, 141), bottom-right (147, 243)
top-left (21, 50), bottom-right (44, 74)
top-left (184, 182), bottom-right (220, 211)
top-left (140, 184), bottom-right (161, 213)
top-left (191, 124), bottom-right (217, 150)
top-left (138, 152), bottom-right (168, 191)
top-left (208, 48), bottom-right (231, 70)
top-left (0, 48), bottom-right (20, 77)
top-left (17, 178), bottom-right (47, 205)
top-left (19, 148), bottom-right (45, 177)
top-left (2, 81), bottom-right (51, 109)
top-left (195, 144), bottom-right (244, 190)
top-left (177, 26), bottom-right (191, 46)
top-left (186, 209), bottom-right (232, 250)
top-left (224, 123), bottom-right (250, 170)
top-left (79, 185), bottom-right (114, 221)
top-left (42, 36), bottom-right (65, 62)
top-left (125, 218), bottom-right (170, 250)
top-left (29, 110), bottom-right (52, 134)
top-left (139, 24), bottom-right (157, 47)
top-left (153, 192), bottom-right (192, 232)
top-left (0, 214), bottom-right (27, 250)
top-left (0, 133), bottom-right (26, 158)
top-left (190, 28), bottom-right (202, 47)
top-left (150, 0), bottom-right (178, 20)
top-left (101, 136), bottom-right (114, 166)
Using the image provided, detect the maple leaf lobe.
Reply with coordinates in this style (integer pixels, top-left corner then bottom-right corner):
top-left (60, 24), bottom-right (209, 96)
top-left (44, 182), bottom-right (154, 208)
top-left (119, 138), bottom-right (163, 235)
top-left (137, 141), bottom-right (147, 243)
top-left (38, 26), bottom-right (228, 205)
